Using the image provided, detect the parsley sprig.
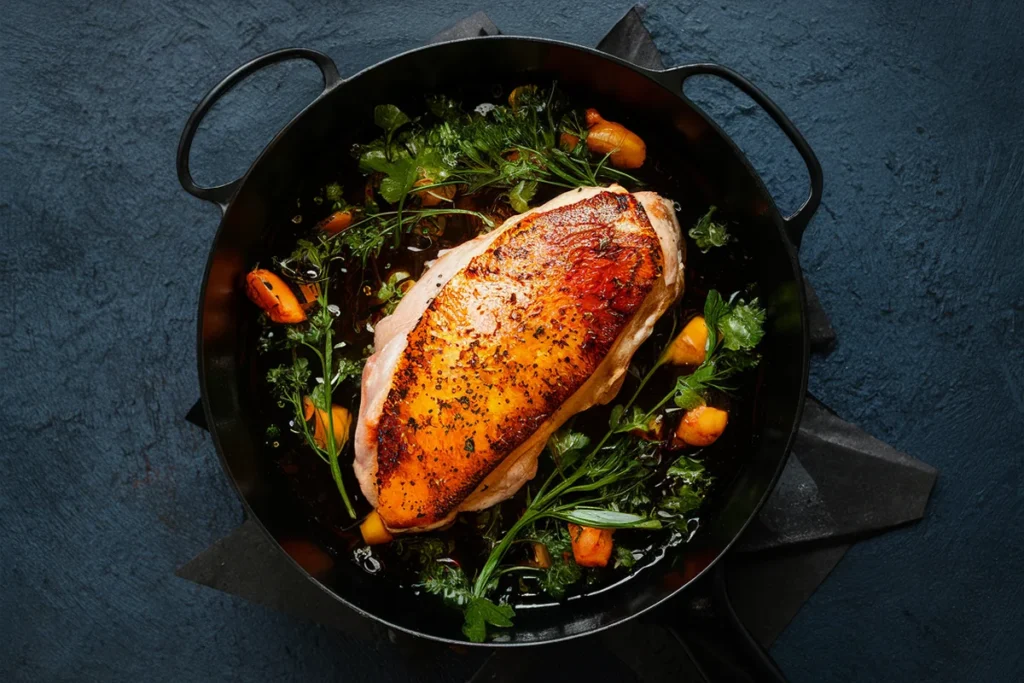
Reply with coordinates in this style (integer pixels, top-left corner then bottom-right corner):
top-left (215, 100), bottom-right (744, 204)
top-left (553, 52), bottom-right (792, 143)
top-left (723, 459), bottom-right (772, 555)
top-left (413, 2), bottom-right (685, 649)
top-left (688, 206), bottom-right (730, 252)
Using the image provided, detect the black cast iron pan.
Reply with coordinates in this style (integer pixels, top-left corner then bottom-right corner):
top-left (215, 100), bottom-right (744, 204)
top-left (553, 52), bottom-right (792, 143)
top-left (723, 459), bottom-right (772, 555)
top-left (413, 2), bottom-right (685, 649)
top-left (177, 37), bottom-right (821, 682)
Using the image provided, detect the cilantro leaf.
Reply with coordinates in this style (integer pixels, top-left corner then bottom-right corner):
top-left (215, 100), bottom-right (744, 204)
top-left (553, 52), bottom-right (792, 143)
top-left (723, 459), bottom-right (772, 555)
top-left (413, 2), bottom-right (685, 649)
top-left (660, 488), bottom-right (704, 516)
top-left (373, 104), bottom-right (410, 150)
top-left (613, 545), bottom-right (637, 569)
top-left (376, 271), bottom-right (410, 316)
top-left (659, 455), bottom-right (714, 522)
top-left (688, 207), bottom-right (730, 252)
top-left (547, 428), bottom-right (590, 471)
top-left (611, 405), bottom-right (650, 434)
top-left (462, 597), bottom-right (515, 643)
top-left (672, 363), bottom-right (718, 410)
top-left (666, 455), bottom-right (706, 485)
top-left (718, 299), bottom-right (766, 351)
top-left (508, 180), bottom-right (538, 213)
top-left (359, 140), bottom-right (454, 205)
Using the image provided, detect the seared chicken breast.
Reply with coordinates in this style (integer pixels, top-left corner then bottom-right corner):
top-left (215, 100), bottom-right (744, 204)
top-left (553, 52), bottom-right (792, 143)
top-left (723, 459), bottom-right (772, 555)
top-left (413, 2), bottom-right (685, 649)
top-left (354, 186), bottom-right (684, 532)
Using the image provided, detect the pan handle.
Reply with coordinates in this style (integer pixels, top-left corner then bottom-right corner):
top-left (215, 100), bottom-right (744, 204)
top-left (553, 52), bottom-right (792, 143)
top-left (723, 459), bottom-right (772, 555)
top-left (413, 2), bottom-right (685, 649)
top-left (659, 563), bottom-right (788, 682)
top-left (650, 63), bottom-right (823, 248)
top-left (176, 48), bottom-right (342, 212)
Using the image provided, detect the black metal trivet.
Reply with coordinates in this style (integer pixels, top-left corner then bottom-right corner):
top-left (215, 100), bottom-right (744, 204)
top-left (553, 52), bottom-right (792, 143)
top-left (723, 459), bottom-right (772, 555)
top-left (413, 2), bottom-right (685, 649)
top-left (178, 8), bottom-right (937, 681)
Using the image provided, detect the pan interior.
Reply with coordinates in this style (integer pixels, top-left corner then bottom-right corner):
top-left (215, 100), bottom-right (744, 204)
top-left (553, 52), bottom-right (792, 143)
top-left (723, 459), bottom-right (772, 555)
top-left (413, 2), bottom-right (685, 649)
top-left (199, 38), bottom-right (807, 644)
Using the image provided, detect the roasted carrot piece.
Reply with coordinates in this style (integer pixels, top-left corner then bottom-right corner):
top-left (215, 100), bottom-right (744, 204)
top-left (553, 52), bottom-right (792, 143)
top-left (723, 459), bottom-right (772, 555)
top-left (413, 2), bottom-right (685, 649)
top-left (317, 210), bottom-right (354, 234)
top-left (568, 524), bottom-right (615, 568)
top-left (675, 405), bottom-right (729, 447)
top-left (245, 269), bottom-right (306, 323)
top-left (311, 404), bottom-right (353, 451)
top-left (360, 510), bottom-right (394, 545)
top-left (662, 316), bottom-right (708, 366)
top-left (532, 543), bottom-right (554, 569)
top-left (298, 282), bottom-right (321, 309)
top-left (583, 108), bottom-right (646, 169)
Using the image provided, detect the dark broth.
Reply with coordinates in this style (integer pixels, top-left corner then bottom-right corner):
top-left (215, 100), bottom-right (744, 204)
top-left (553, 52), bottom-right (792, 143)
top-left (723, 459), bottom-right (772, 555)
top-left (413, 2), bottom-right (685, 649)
top-left (252, 82), bottom-right (762, 607)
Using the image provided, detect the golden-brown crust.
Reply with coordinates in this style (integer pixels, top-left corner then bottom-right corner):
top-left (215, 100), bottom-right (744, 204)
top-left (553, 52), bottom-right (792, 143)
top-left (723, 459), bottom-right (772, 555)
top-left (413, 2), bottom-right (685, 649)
top-left (374, 192), bottom-right (663, 528)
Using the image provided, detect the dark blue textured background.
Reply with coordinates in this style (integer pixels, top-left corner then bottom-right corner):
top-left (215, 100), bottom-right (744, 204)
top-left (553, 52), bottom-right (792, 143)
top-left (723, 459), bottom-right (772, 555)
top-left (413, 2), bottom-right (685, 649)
top-left (2, 1), bottom-right (1022, 681)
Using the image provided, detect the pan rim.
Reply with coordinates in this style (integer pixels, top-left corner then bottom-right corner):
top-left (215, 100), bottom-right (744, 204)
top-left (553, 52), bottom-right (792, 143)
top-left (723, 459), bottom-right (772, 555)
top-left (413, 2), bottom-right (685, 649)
top-left (194, 34), bottom-right (811, 647)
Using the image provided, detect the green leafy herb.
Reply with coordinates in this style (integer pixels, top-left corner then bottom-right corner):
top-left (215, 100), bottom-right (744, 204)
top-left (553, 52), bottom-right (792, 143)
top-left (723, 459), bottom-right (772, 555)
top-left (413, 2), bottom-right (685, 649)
top-left (373, 104), bottom-right (411, 155)
top-left (530, 524), bottom-right (583, 599)
top-left (673, 363), bottom-right (727, 410)
top-left (360, 85), bottom-right (641, 217)
top-left (660, 455), bottom-right (714, 523)
top-left (551, 508), bottom-right (662, 529)
top-left (376, 271), bottom-right (410, 316)
top-left (613, 545), bottom-right (637, 569)
top-left (540, 559), bottom-right (582, 599)
top-left (507, 179), bottom-right (538, 213)
top-left (419, 562), bottom-right (473, 608)
top-left (462, 597), bottom-right (515, 643)
top-left (719, 299), bottom-right (766, 351)
top-left (324, 182), bottom-right (348, 212)
top-left (546, 428), bottom-right (590, 471)
top-left (332, 208), bottom-right (494, 266)
top-left (263, 238), bottom-right (367, 518)
top-left (610, 405), bottom-right (651, 434)
top-left (665, 455), bottom-right (707, 484)
top-left (688, 207), bottom-right (730, 252)
top-left (701, 289), bottom-right (730, 353)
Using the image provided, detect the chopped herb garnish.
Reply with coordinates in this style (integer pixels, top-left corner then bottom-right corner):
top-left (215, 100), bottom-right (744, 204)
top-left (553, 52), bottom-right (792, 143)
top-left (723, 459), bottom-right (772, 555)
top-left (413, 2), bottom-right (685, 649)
top-left (688, 207), bottom-right (730, 252)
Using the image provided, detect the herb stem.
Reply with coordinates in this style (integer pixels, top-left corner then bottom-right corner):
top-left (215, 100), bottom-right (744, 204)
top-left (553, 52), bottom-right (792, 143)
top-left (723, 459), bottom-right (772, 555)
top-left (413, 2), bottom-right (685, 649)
top-left (472, 509), bottom-right (542, 597)
top-left (320, 292), bottom-right (356, 519)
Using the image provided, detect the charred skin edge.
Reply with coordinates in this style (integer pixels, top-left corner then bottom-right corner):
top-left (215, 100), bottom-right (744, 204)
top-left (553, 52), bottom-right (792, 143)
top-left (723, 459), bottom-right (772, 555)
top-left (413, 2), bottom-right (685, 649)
top-left (374, 192), bottom-right (663, 529)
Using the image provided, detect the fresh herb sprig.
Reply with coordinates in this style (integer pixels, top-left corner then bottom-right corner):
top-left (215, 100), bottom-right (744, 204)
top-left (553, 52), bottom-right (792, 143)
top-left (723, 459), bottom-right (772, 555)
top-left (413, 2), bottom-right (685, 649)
top-left (266, 239), bottom-right (365, 518)
top-left (421, 289), bottom-right (767, 641)
top-left (688, 206), bottom-right (730, 252)
top-left (331, 208), bottom-right (493, 267)
top-left (357, 85), bottom-right (642, 221)
top-left (437, 86), bottom-right (642, 201)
